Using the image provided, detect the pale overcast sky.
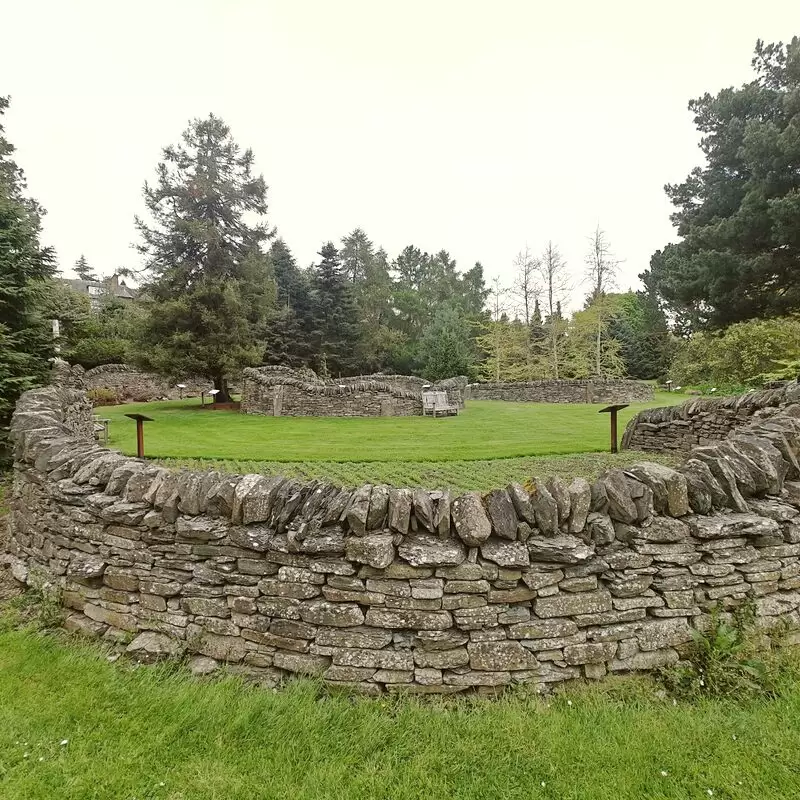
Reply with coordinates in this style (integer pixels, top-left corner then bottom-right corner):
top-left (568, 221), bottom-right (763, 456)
top-left (2, 0), bottom-right (797, 307)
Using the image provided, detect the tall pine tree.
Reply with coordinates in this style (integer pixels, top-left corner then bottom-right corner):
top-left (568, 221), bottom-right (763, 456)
top-left (135, 114), bottom-right (276, 400)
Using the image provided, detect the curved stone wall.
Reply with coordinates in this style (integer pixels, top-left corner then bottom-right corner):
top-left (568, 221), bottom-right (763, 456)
top-left (8, 377), bottom-right (800, 693)
top-left (621, 386), bottom-right (796, 453)
top-left (83, 364), bottom-right (207, 402)
top-left (466, 379), bottom-right (653, 404)
top-left (240, 369), bottom-right (423, 417)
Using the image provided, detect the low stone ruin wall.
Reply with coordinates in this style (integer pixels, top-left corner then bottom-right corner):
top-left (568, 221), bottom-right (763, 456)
top-left (82, 364), bottom-right (207, 403)
top-left (622, 386), bottom-right (796, 453)
top-left (240, 369), bottom-right (423, 417)
top-left (8, 375), bottom-right (800, 695)
top-left (466, 379), bottom-right (653, 404)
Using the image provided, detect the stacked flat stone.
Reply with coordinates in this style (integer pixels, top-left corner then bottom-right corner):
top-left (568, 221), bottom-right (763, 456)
top-left (466, 379), bottom-right (653, 404)
top-left (8, 381), bottom-right (800, 694)
top-left (622, 386), bottom-right (797, 453)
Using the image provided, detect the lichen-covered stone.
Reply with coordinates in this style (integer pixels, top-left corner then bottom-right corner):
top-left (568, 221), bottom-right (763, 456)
top-left (346, 485), bottom-right (372, 535)
top-left (345, 534), bottom-right (395, 569)
top-left (567, 478), bottom-right (591, 533)
top-left (529, 478), bottom-right (559, 536)
top-left (399, 534), bottom-right (466, 567)
top-left (534, 590), bottom-right (612, 618)
top-left (300, 600), bottom-right (365, 627)
top-left (485, 489), bottom-right (518, 540)
top-left (467, 641), bottom-right (539, 671)
top-left (527, 534), bottom-right (594, 564)
top-left (480, 539), bottom-right (530, 567)
top-left (451, 493), bottom-right (491, 546)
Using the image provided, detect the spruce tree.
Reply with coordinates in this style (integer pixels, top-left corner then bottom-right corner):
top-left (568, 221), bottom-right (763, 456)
top-left (264, 238), bottom-right (313, 366)
top-left (135, 114), bottom-right (276, 400)
top-left (309, 242), bottom-right (361, 376)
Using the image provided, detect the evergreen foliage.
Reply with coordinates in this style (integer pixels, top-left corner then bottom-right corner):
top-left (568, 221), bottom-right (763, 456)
top-left (134, 114), bottom-right (276, 400)
top-left (645, 37), bottom-right (800, 330)
top-left (0, 96), bottom-right (55, 458)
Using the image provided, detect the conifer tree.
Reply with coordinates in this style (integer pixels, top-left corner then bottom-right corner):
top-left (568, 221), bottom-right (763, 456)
top-left (135, 114), bottom-right (276, 400)
top-left (0, 96), bottom-right (56, 458)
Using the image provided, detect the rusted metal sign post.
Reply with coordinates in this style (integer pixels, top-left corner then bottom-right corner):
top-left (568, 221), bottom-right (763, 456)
top-left (125, 413), bottom-right (153, 458)
top-left (598, 404), bottom-right (628, 454)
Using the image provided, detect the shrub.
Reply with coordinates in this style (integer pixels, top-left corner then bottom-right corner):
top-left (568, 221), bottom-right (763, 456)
top-left (87, 387), bottom-right (119, 406)
top-left (671, 316), bottom-right (800, 388)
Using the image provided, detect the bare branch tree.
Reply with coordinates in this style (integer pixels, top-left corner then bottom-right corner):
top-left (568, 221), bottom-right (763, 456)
top-left (511, 246), bottom-right (542, 380)
top-left (511, 246), bottom-right (541, 325)
top-left (537, 241), bottom-right (571, 378)
top-left (584, 226), bottom-right (622, 377)
top-left (487, 275), bottom-right (510, 381)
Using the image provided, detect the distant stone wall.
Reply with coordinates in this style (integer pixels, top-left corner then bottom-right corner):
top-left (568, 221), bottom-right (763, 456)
top-left (318, 374), bottom-right (465, 408)
top-left (621, 386), bottom-right (797, 453)
top-left (240, 369), bottom-right (423, 417)
top-left (466, 380), bottom-right (653, 404)
top-left (82, 364), bottom-right (207, 402)
top-left (8, 372), bottom-right (800, 694)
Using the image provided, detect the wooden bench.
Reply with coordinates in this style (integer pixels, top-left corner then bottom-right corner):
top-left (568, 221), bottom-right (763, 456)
top-left (422, 391), bottom-right (459, 417)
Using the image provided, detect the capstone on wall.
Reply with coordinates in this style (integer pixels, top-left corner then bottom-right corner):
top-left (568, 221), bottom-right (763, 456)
top-left (621, 386), bottom-right (797, 453)
top-left (8, 376), bottom-right (800, 694)
top-left (240, 369), bottom-right (423, 417)
top-left (466, 380), bottom-right (653, 404)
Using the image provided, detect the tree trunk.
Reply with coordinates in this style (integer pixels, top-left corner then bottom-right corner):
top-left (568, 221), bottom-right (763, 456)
top-left (596, 316), bottom-right (602, 378)
top-left (213, 375), bottom-right (232, 403)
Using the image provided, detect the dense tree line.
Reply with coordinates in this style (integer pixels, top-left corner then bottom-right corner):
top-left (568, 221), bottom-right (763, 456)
top-left (9, 36), bottom-right (798, 422)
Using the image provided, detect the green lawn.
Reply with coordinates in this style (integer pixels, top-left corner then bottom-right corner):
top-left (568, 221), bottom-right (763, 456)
top-left (100, 395), bottom-right (679, 462)
top-left (1, 625), bottom-right (799, 800)
top-left (157, 451), bottom-right (681, 492)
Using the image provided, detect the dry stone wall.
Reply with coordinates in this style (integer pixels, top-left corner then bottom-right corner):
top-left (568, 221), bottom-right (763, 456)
top-left (240, 369), bottom-right (423, 417)
top-left (466, 379), bottom-right (653, 404)
top-left (622, 386), bottom-right (796, 453)
top-left (83, 364), bottom-right (207, 402)
top-left (8, 377), bottom-right (800, 694)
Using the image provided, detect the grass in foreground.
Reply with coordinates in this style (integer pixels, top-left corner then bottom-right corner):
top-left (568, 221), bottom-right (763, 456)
top-left (159, 450), bottom-right (681, 492)
top-left (1, 623), bottom-right (800, 799)
top-left (98, 393), bottom-right (681, 463)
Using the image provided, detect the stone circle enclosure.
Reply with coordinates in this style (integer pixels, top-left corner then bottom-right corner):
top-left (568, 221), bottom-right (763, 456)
top-left (8, 374), bottom-right (800, 694)
top-left (465, 379), bottom-right (653, 404)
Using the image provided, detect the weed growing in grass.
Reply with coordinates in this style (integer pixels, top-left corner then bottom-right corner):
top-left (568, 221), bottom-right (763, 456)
top-left (660, 600), bottom-right (797, 700)
top-left (0, 588), bottom-right (63, 633)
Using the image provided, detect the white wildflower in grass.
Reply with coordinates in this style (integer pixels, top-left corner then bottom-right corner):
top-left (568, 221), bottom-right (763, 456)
top-left (660, 771), bottom-right (668, 777)
top-left (732, 734), bottom-right (737, 740)
top-left (23, 753), bottom-right (28, 759)
top-left (540, 781), bottom-right (546, 787)
top-left (707, 790), bottom-right (713, 796)
top-left (60, 739), bottom-right (68, 746)
top-left (38, 757), bottom-right (44, 762)
top-left (566, 700), bottom-right (573, 706)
